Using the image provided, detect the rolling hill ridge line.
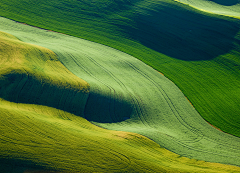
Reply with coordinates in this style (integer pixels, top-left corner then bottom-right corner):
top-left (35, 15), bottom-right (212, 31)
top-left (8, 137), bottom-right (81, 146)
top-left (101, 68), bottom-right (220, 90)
top-left (1, 31), bottom-right (240, 172)
top-left (0, 0), bottom-right (240, 137)
top-left (0, 31), bottom-right (90, 117)
top-left (175, 0), bottom-right (240, 19)
top-left (1, 16), bottom-right (240, 169)
top-left (1, 0), bottom-right (240, 172)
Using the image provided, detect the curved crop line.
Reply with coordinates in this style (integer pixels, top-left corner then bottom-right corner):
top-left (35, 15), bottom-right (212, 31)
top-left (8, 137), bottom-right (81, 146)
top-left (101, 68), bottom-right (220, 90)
top-left (83, 54), bottom-right (119, 122)
top-left (173, 137), bottom-right (240, 159)
top-left (1, 17), bottom-right (240, 168)
top-left (174, 0), bottom-right (240, 19)
top-left (86, 49), bottom-right (158, 127)
top-left (65, 50), bottom-right (145, 123)
top-left (0, 0), bottom-right (239, 139)
top-left (72, 45), bottom-right (240, 165)
top-left (69, 52), bottom-right (118, 122)
top-left (82, 52), bottom-right (151, 126)
top-left (46, 39), bottom-right (240, 165)
top-left (123, 60), bottom-right (204, 139)
top-left (99, 148), bottom-right (132, 170)
top-left (121, 61), bottom-right (238, 149)
top-left (63, 38), bottom-right (240, 163)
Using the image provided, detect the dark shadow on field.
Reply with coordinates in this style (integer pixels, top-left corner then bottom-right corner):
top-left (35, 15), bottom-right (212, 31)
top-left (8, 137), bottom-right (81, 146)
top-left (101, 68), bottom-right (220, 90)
top-left (0, 72), bottom-right (88, 117)
top-left (209, 0), bottom-right (240, 6)
top-left (0, 158), bottom-right (56, 173)
top-left (84, 91), bottom-right (133, 123)
top-left (0, 71), bottom-right (133, 123)
top-left (120, 2), bottom-right (240, 61)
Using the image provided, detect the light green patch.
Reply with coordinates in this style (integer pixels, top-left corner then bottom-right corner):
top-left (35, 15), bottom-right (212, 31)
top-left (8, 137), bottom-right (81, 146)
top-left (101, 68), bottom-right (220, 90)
top-left (0, 17), bottom-right (240, 169)
top-left (0, 0), bottom-right (239, 138)
top-left (175, 0), bottom-right (240, 19)
top-left (2, 98), bottom-right (240, 172)
top-left (0, 34), bottom-right (238, 172)
top-left (0, 31), bottom-right (89, 117)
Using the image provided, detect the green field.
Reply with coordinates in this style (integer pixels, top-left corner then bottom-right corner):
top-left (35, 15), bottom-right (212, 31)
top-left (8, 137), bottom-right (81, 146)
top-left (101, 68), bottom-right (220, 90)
top-left (1, 16), bottom-right (240, 171)
top-left (0, 0), bottom-right (239, 137)
top-left (176, 0), bottom-right (240, 18)
top-left (2, 100), bottom-right (240, 173)
top-left (1, 30), bottom-right (240, 173)
top-left (1, 0), bottom-right (240, 172)
top-left (0, 31), bottom-right (90, 117)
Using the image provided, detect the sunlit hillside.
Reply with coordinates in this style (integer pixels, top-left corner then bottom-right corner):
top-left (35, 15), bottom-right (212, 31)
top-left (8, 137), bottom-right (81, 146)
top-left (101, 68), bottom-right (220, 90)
top-left (0, 0), bottom-right (240, 172)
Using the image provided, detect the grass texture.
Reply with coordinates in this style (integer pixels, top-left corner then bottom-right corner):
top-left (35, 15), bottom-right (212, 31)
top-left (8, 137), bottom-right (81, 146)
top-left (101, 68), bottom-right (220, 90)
top-left (1, 17), bottom-right (240, 169)
top-left (0, 0), bottom-right (240, 137)
top-left (2, 99), bottom-right (240, 173)
top-left (1, 32), bottom-right (240, 173)
top-left (175, 0), bottom-right (240, 18)
top-left (0, 31), bottom-right (90, 117)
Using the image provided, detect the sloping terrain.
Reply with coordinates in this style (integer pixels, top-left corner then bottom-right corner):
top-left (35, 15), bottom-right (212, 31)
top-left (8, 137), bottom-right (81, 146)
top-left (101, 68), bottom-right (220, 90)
top-left (176, 0), bottom-right (240, 18)
top-left (0, 31), bottom-right (89, 116)
top-left (0, 0), bottom-right (239, 137)
top-left (1, 31), bottom-right (240, 173)
top-left (2, 99), bottom-right (240, 173)
top-left (1, 17), bottom-right (240, 169)
top-left (1, 0), bottom-right (240, 172)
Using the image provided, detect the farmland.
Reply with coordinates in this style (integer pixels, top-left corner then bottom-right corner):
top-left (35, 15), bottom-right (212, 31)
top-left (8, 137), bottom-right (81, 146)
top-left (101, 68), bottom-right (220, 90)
top-left (0, 31), bottom-right (90, 116)
top-left (1, 30), bottom-right (240, 172)
top-left (0, 0), bottom-right (240, 137)
top-left (2, 100), bottom-right (240, 173)
top-left (0, 0), bottom-right (240, 172)
top-left (175, 0), bottom-right (240, 18)
top-left (1, 16), bottom-right (240, 172)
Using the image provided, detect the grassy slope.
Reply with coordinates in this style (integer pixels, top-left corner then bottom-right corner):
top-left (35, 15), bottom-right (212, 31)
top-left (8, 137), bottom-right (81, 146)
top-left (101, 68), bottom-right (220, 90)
top-left (3, 99), bottom-right (240, 173)
top-left (0, 31), bottom-right (90, 117)
top-left (175, 0), bottom-right (240, 18)
top-left (1, 18), bottom-right (240, 167)
top-left (1, 32), bottom-right (239, 173)
top-left (0, 0), bottom-right (240, 137)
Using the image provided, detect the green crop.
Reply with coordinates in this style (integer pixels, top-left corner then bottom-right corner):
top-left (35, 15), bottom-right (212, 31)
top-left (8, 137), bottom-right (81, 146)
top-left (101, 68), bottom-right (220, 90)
top-left (1, 31), bottom-right (240, 172)
top-left (0, 0), bottom-right (239, 137)
top-left (1, 18), bottom-right (240, 170)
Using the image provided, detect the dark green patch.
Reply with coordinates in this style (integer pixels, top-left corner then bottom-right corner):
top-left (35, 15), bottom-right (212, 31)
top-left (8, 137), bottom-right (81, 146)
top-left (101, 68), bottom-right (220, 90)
top-left (0, 0), bottom-right (240, 137)
top-left (209, 0), bottom-right (240, 6)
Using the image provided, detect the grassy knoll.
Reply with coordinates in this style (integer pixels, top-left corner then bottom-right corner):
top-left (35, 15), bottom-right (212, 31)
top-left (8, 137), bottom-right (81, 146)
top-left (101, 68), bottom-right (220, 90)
top-left (0, 0), bottom-right (240, 137)
top-left (175, 0), bottom-right (240, 18)
top-left (1, 33), bottom-right (240, 173)
top-left (1, 18), bottom-right (240, 168)
top-left (0, 31), bottom-right (89, 117)
top-left (2, 99), bottom-right (240, 173)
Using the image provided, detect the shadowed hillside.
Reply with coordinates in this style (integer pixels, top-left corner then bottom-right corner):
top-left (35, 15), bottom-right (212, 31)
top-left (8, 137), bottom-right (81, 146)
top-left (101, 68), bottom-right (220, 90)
top-left (2, 0), bottom-right (239, 61)
top-left (209, 0), bottom-right (240, 6)
top-left (2, 19), bottom-right (240, 168)
top-left (122, 1), bottom-right (240, 60)
top-left (0, 31), bottom-right (90, 117)
top-left (0, 0), bottom-right (239, 137)
top-left (1, 31), bottom-right (240, 173)
top-left (2, 99), bottom-right (240, 173)
top-left (176, 0), bottom-right (240, 18)
top-left (1, 0), bottom-right (240, 171)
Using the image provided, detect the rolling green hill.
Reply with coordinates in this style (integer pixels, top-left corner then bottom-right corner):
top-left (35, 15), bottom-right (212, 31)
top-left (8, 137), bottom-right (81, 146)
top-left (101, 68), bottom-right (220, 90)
top-left (0, 0), bottom-right (239, 137)
top-left (1, 17), bottom-right (240, 170)
top-left (2, 99), bottom-right (240, 173)
top-left (175, 0), bottom-right (240, 18)
top-left (1, 31), bottom-right (240, 173)
top-left (1, 0), bottom-right (240, 172)
top-left (0, 31), bottom-right (90, 117)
